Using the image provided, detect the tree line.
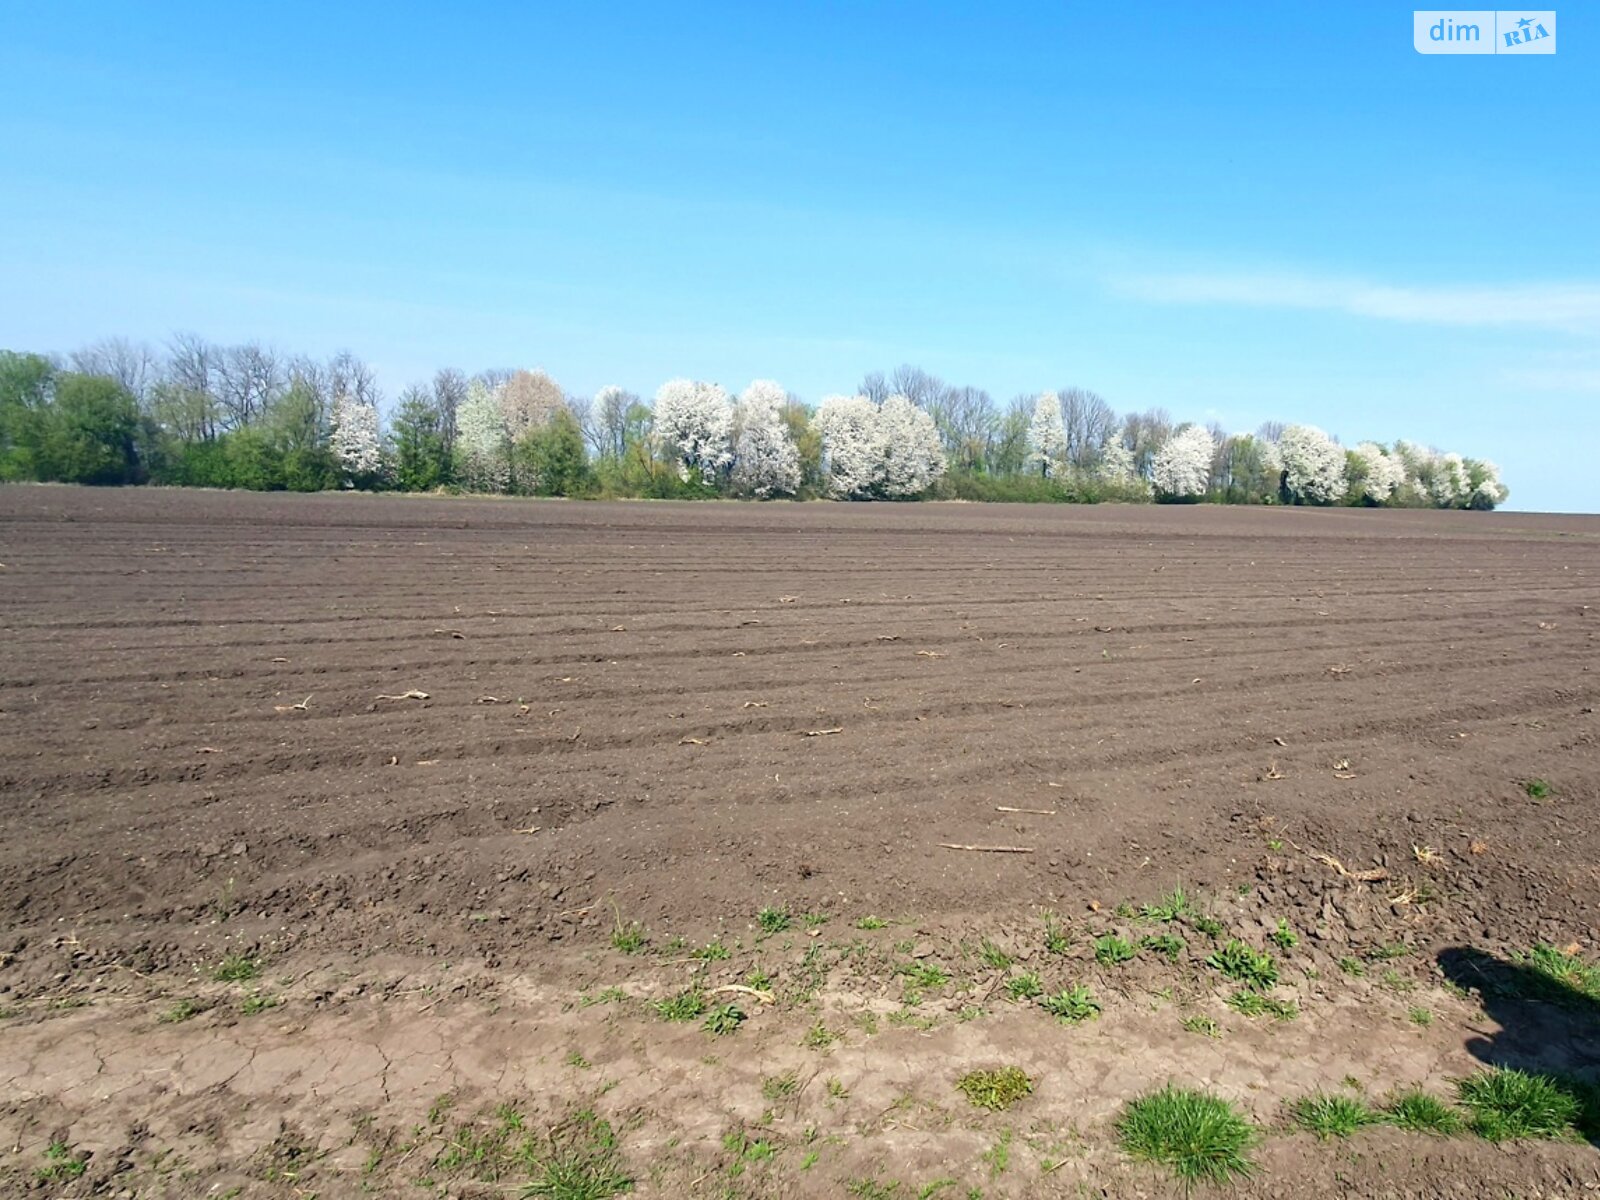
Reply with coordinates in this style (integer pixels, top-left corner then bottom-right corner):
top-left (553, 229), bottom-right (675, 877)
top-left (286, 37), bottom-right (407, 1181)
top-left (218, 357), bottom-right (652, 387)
top-left (0, 337), bottom-right (1507, 509)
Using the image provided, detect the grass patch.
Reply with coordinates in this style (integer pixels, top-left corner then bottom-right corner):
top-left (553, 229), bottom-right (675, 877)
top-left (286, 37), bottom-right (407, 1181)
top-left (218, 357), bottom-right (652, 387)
top-left (1189, 914), bottom-right (1225, 938)
top-left (524, 1110), bottom-right (633, 1198)
top-left (1337, 956), bottom-right (1366, 977)
top-left (1290, 1092), bottom-right (1387, 1139)
top-left (956, 1066), bottom-right (1033, 1111)
top-left (897, 961), bottom-right (949, 989)
top-left (610, 921), bottom-right (647, 955)
top-left (757, 906), bottom-right (791, 934)
top-left (1005, 972), bottom-right (1043, 1001)
top-left (701, 1003), bottom-right (745, 1036)
top-left (1181, 1014), bottom-right (1221, 1038)
top-left (1141, 933), bottom-right (1185, 962)
top-left (1094, 934), bottom-right (1137, 967)
top-left (761, 1070), bottom-right (800, 1102)
top-left (1117, 1085), bottom-right (1257, 1183)
top-left (1040, 985), bottom-right (1100, 1024)
top-left (1523, 778), bottom-right (1553, 800)
top-left (1269, 919), bottom-right (1298, 950)
top-left (212, 954), bottom-right (259, 982)
top-left (1206, 940), bottom-right (1278, 990)
top-left (241, 992), bottom-right (278, 1015)
top-left (691, 939), bottom-right (731, 962)
top-left (1041, 910), bottom-right (1072, 955)
top-left (978, 939), bottom-right (1013, 970)
top-left (1520, 943), bottom-right (1600, 1002)
top-left (652, 989), bottom-right (706, 1022)
top-left (802, 1020), bottom-right (837, 1050)
top-left (855, 915), bottom-right (888, 930)
top-left (159, 997), bottom-right (209, 1024)
top-left (1386, 1089), bottom-right (1465, 1135)
top-left (1408, 1006), bottom-right (1433, 1027)
top-left (1457, 1068), bottom-right (1583, 1141)
top-left (37, 1138), bottom-right (88, 1182)
top-left (1140, 887), bottom-right (1191, 922)
top-left (1225, 991), bottom-right (1297, 1020)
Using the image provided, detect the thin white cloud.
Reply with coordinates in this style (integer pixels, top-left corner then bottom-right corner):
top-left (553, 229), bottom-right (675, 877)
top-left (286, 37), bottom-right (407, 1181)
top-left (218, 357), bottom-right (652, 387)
top-left (1110, 270), bottom-right (1600, 334)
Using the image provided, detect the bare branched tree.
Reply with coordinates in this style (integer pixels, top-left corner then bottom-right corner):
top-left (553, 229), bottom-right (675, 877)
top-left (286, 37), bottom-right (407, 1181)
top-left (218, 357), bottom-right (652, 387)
top-left (858, 370), bottom-right (889, 404)
top-left (432, 368), bottom-right (468, 454)
top-left (216, 343), bottom-right (283, 430)
top-left (71, 337), bottom-right (157, 400)
top-left (1059, 387), bottom-right (1119, 467)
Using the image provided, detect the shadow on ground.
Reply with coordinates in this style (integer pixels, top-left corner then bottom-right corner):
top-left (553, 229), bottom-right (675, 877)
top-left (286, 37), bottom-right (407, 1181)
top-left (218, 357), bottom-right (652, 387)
top-left (1438, 945), bottom-right (1600, 1146)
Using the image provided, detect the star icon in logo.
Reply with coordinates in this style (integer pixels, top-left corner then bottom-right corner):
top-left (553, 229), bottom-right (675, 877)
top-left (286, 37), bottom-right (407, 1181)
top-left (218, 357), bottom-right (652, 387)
top-left (1517, 16), bottom-right (1533, 28)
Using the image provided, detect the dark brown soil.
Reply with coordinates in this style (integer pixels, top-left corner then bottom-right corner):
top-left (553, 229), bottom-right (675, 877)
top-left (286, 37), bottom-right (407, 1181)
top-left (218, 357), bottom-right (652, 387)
top-left (2, 485), bottom-right (1597, 1197)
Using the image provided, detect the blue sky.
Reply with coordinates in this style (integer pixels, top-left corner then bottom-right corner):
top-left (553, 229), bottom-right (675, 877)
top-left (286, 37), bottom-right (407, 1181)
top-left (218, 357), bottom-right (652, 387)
top-left (2, 2), bottom-right (1595, 510)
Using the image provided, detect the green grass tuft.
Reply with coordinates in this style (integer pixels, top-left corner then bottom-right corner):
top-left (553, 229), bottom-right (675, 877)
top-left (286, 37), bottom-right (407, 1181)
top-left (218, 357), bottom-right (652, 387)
top-left (652, 989), bottom-right (707, 1022)
top-left (1040, 985), bottom-right (1100, 1024)
top-left (1225, 991), bottom-right (1297, 1020)
top-left (1005, 972), bottom-right (1043, 1000)
top-left (523, 1110), bottom-right (633, 1199)
top-left (1041, 911), bottom-right (1072, 954)
top-left (757, 906), bottom-right (792, 933)
top-left (955, 1066), bottom-right (1033, 1111)
top-left (1386, 1089), bottom-right (1465, 1135)
top-left (1141, 933), bottom-right (1185, 962)
top-left (610, 921), bottom-right (647, 955)
top-left (1519, 944), bottom-right (1600, 1002)
top-left (1205, 940), bottom-right (1278, 990)
top-left (212, 954), bottom-right (259, 982)
top-left (1117, 1085), bottom-right (1257, 1183)
top-left (978, 938), bottom-right (1014, 969)
top-left (701, 1003), bottom-right (745, 1036)
top-left (1290, 1092), bottom-right (1387, 1139)
top-left (1456, 1068), bottom-right (1582, 1141)
top-left (1094, 934), bottom-right (1137, 966)
top-left (1140, 887), bottom-right (1191, 922)
top-left (37, 1139), bottom-right (89, 1183)
top-left (1523, 778), bottom-right (1552, 800)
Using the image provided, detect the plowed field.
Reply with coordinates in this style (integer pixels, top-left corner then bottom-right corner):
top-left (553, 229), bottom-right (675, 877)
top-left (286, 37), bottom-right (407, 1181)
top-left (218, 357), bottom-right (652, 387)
top-left (2, 486), bottom-right (1597, 1197)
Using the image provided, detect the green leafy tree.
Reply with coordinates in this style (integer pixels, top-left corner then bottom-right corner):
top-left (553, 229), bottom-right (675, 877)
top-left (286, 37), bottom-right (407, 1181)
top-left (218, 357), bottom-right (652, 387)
top-left (33, 373), bottom-right (142, 484)
top-left (390, 386), bottom-right (452, 490)
top-left (513, 407), bottom-right (591, 495)
top-left (0, 351), bottom-right (57, 480)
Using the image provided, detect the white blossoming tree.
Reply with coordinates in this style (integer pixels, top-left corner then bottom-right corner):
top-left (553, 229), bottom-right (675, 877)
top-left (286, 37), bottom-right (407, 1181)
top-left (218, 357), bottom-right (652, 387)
top-left (1027, 391), bottom-right (1068, 477)
top-left (1351, 441), bottom-right (1406, 504)
top-left (1150, 424), bottom-right (1216, 500)
top-left (1097, 440), bottom-right (1138, 485)
top-left (814, 394), bottom-right (883, 498)
top-left (1465, 459), bottom-right (1509, 509)
top-left (1278, 424), bottom-right (1346, 504)
top-left (455, 379), bottom-right (511, 493)
top-left (1429, 451), bottom-right (1471, 508)
top-left (329, 392), bottom-right (382, 486)
top-left (731, 379), bottom-right (800, 497)
top-left (653, 378), bottom-right (733, 482)
top-left (879, 394), bottom-right (946, 497)
top-left (811, 394), bottom-right (945, 499)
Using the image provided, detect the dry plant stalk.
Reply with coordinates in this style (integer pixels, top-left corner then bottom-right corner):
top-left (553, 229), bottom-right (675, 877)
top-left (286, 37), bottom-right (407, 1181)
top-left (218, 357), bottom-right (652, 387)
top-left (273, 695), bottom-right (312, 713)
top-left (1310, 851), bottom-right (1389, 883)
top-left (996, 806), bottom-right (1056, 815)
top-left (707, 983), bottom-right (775, 1004)
top-left (375, 689), bottom-right (430, 702)
top-left (939, 843), bottom-right (1034, 854)
top-left (801, 728), bottom-right (843, 737)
